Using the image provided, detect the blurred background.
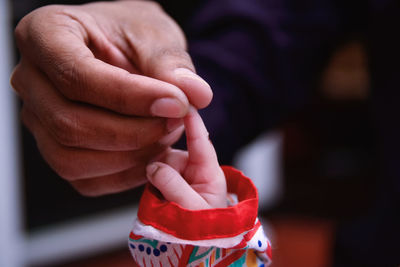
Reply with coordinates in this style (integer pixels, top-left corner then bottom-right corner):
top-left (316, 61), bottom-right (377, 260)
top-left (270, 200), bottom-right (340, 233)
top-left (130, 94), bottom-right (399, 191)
top-left (0, 0), bottom-right (385, 266)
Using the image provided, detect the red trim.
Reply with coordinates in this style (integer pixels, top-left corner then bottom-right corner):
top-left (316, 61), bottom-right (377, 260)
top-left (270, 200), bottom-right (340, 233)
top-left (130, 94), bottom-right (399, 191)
top-left (214, 250), bottom-right (246, 267)
top-left (138, 166), bottom-right (259, 240)
top-left (178, 245), bottom-right (194, 267)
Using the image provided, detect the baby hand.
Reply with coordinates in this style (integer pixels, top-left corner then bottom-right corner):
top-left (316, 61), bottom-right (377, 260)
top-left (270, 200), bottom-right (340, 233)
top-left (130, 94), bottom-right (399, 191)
top-left (145, 107), bottom-right (227, 210)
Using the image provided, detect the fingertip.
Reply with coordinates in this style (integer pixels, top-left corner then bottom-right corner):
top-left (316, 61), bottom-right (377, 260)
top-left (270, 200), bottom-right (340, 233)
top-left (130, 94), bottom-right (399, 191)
top-left (173, 68), bottom-right (213, 109)
top-left (150, 97), bottom-right (188, 118)
top-left (159, 125), bottom-right (184, 146)
top-left (194, 88), bottom-right (213, 109)
top-left (166, 118), bottom-right (184, 132)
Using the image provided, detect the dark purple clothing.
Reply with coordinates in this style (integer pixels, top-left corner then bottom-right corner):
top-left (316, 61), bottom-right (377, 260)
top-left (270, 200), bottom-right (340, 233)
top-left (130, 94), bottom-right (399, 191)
top-left (164, 0), bottom-right (400, 266)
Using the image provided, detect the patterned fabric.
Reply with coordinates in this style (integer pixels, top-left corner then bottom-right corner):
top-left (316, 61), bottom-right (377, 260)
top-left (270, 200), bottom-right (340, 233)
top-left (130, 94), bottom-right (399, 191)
top-left (129, 237), bottom-right (270, 267)
top-left (129, 166), bottom-right (272, 266)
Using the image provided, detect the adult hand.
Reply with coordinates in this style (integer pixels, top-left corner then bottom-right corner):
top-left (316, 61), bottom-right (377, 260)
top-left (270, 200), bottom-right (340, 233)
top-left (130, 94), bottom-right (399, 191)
top-left (10, 0), bottom-right (213, 196)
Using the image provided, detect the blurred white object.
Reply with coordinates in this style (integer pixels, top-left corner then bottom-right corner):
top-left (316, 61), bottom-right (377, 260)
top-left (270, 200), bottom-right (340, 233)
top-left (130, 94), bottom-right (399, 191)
top-left (0, 0), bottom-right (24, 266)
top-left (233, 131), bottom-right (283, 210)
top-left (26, 206), bottom-right (138, 266)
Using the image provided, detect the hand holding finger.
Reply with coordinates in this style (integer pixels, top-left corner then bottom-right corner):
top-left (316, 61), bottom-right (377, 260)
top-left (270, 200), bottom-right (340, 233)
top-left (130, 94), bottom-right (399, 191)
top-left (10, 1), bottom-right (212, 197)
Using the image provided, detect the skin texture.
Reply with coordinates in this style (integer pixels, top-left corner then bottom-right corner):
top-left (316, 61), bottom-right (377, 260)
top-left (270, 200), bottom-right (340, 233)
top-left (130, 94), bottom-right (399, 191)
top-left (10, 1), bottom-right (213, 196)
top-left (146, 108), bottom-right (227, 210)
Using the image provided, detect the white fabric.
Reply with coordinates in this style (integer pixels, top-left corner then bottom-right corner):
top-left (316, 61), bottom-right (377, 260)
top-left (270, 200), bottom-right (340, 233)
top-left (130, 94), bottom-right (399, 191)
top-left (132, 218), bottom-right (250, 248)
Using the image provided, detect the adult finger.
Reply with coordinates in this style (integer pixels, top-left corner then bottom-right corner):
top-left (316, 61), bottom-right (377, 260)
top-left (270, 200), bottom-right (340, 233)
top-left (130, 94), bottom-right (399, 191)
top-left (146, 162), bottom-right (210, 210)
top-left (12, 60), bottom-right (183, 151)
top-left (21, 106), bottom-right (166, 180)
top-left (14, 5), bottom-right (189, 117)
top-left (96, 0), bottom-right (213, 108)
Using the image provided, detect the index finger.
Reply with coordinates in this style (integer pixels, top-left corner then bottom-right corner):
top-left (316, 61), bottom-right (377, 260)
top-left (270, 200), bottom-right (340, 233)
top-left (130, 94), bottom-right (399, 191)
top-left (184, 107), bottom-right (218, 166)
top-left (15, 5), bottom-right (188, 117)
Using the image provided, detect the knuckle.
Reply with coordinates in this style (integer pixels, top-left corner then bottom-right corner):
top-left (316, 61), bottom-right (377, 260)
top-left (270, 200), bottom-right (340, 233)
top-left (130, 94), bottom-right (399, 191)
top-left (48, 110), bottom-right (82, 147)
top-left (10, 64), bottom-right (23, 94)
top-left (14, 21), bottom-right (27, 46)
top-left (55, 59), bottom-right (84, 100)
top-left (14, 5), bottom-right (57, 48)
top-left (15, 4), bottom-right (86, 102)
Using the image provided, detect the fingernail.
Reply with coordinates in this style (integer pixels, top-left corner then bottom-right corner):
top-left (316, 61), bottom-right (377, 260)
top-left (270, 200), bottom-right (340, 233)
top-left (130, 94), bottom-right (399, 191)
top-left (174, 68), bottom-right (210, 89)
top-left (146, 163), bottom-right (159, 177)
top-left (159, 125), bottom-right (184, 146)
top-left (167, 118), bottom-right (183, 132)
top-left (151, 98), bottom-right (185, 118)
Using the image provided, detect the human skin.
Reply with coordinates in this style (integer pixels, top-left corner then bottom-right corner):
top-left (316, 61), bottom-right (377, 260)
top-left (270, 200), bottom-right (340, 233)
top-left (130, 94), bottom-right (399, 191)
top-left (10, 0), bottom-right (213, 196)
top-left (147, 107), bottom-right (227, 210)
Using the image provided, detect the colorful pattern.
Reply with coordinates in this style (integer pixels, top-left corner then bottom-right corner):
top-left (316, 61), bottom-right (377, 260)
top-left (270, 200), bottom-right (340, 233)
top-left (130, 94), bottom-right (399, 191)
top-left (129, 232), bottom-right (271, 267)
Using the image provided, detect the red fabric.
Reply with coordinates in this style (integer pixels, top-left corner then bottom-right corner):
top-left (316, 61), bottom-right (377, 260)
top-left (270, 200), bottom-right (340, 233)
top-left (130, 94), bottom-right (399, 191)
top-left (137, 166), bottom-right (259, 241)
